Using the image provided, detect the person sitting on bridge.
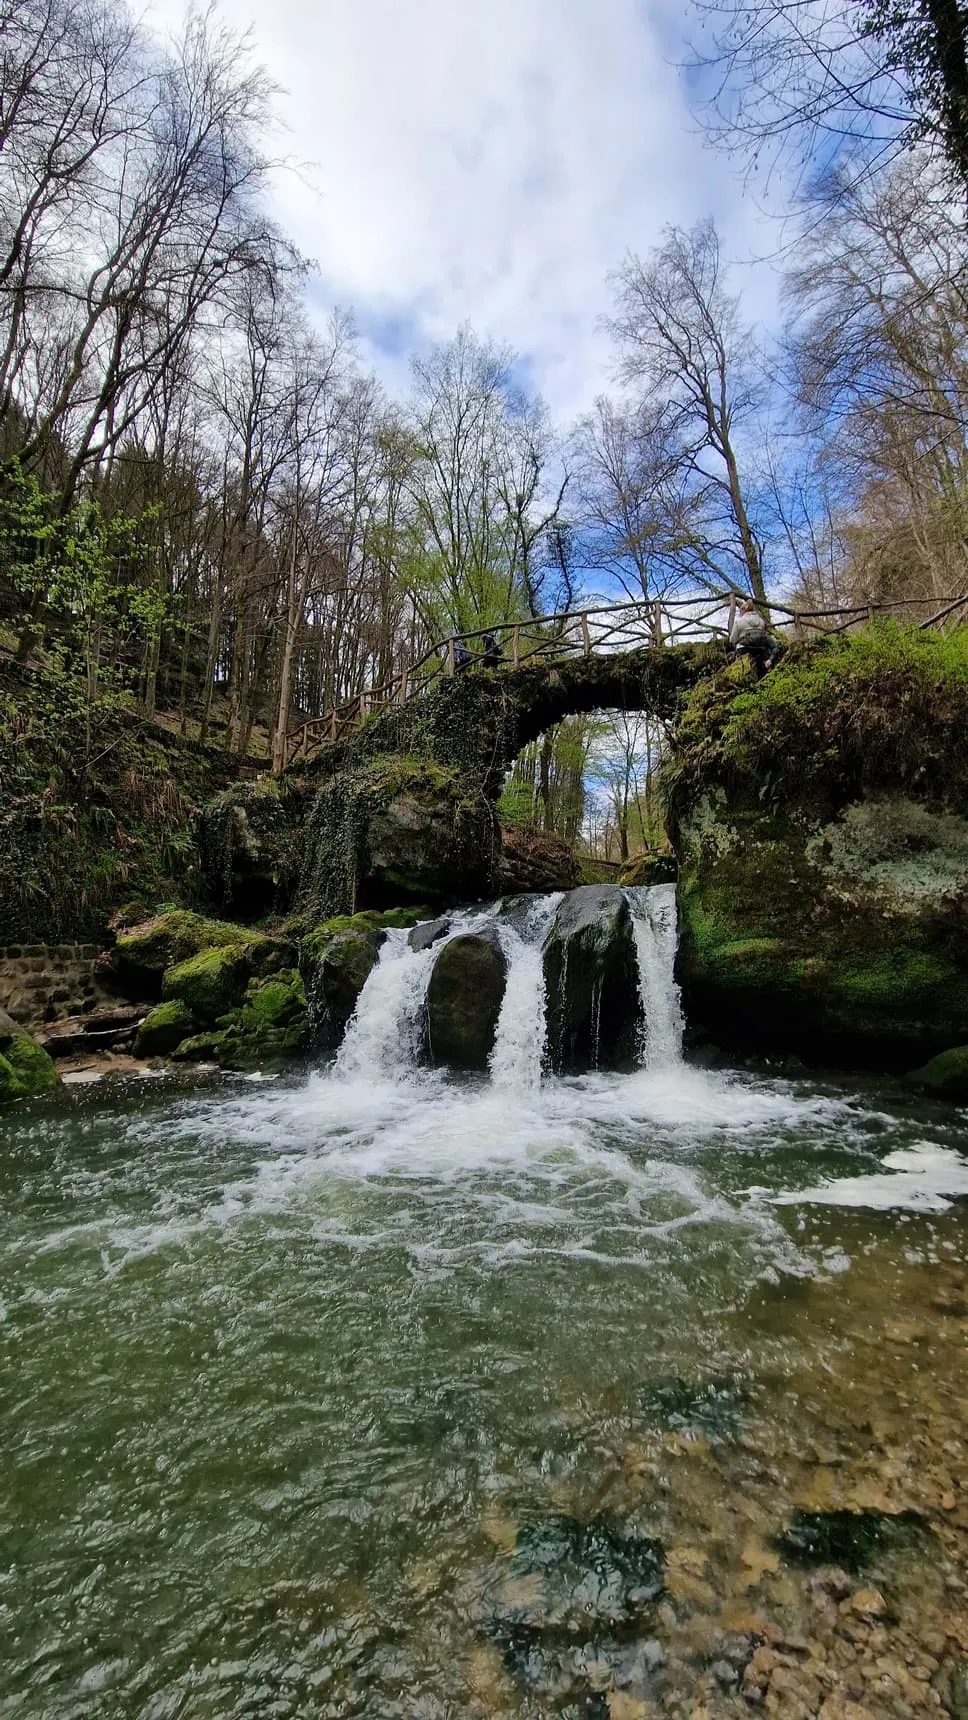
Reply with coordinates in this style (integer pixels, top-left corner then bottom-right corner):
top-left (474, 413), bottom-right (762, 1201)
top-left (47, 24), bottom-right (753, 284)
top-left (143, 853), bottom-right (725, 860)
top-left (453, 636), bottom-right (474, 674)
top-left (729, 601), bottom-right (781, 680)
top-left (481, 631), bottom-right (502, 668)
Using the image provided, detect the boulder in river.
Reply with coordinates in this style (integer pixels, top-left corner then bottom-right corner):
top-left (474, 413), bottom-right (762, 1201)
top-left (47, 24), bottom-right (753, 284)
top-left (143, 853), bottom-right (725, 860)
top-left (903, 1044), bottom-right (968, 1101)
top-left (542, 887), bottom-right (640, 1073)
top-left (425, 930), bottom-right (507, 1071)
top-left (0, 1006), bottom-right (60, 1103)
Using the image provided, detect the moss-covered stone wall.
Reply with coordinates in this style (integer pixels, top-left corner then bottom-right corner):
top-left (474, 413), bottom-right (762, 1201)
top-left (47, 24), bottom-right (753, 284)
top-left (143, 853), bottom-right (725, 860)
top-left (668, 627), bottom-right (968, 1065)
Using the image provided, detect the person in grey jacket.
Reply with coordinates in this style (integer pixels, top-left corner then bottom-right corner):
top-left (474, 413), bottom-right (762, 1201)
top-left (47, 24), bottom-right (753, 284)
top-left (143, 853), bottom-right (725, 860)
top-left (729, 601), bottom-right (781, 679)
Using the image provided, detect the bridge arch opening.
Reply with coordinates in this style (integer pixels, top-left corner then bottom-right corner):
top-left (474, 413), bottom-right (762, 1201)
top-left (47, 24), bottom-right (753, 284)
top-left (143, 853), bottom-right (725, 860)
top-left (498, 705), bottom-right (672, 875)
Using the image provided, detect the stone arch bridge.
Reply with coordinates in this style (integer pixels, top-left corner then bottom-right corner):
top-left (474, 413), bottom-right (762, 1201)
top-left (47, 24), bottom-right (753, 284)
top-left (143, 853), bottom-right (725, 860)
top-left (289, 642), bottom-right (722, 918)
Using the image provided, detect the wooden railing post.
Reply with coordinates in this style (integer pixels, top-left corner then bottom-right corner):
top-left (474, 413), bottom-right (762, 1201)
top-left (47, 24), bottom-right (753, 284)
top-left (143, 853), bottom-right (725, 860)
top-left (652, 601), bottom-right (663, 646)
top-left (446, 638), bottom-right (455, 676)
top-left (398, 666), bottom-right (409, 703)
top-left (726, 594), bottom-right (737, 639)
top-left (512, 624), bottom-right (520, 668)
top-left (580, 612), bottom-right (591, 656)
top-left (330, 709), bottom-right (338, 741)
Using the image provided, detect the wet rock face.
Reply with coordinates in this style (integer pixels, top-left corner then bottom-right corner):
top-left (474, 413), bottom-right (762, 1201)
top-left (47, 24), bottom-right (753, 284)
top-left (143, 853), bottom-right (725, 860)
top-left (304, 927), bottom-right (383, 1052)
top-left (675, 791), bottom-right (968, 1067)
top-left (542, 886), bottom-right (640, 1073)
top-left (425, 930), bottom-right (507, 1071)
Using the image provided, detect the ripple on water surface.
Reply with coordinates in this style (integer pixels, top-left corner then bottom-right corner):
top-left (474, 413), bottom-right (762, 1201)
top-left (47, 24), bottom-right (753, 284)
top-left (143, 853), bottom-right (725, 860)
top-left (1, 1059), bottom-right (967, 1716)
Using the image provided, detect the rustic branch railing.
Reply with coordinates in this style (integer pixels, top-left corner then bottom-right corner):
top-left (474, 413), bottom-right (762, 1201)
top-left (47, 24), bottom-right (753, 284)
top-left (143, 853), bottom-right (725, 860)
top-left (282, 588), bottom-right (968, 769)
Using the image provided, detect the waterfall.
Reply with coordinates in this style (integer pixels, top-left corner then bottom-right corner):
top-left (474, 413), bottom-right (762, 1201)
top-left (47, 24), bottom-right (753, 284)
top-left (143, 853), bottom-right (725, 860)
top-left (335, 930), bottom-right (437, 1079)
top-left (489, 894), bottom-right (562, 1090)
top-left (333, 884), bottom-right (685, 1086)
top-left (625, 884), bottom-right (685, 1069)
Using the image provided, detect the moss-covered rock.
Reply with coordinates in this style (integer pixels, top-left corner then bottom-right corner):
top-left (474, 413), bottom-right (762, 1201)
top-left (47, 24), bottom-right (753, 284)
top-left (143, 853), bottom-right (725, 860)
top-left (298, 907), bottom-right (429, 1052)
top-left (197, 778), bottom-right (313, 919)
top-left (425, 930), bottom-right (507, 1070)
top-left (161, 945), bottom-right (253, 1024)
top-left (542, 887), bottom-right (640, 1073)
top-left (0, 1011), bottom-right (60, 1102)
top-left (669, 628), bottom-right (968, 1066)
top-left (169, 1030), bottom-right (228, 1063)
top-left (239, 970), bottom-right (306, 1030)
top-left (299, 754), bottom-right (497, 920)
top-left (619, 850), bottom-right (677, 887)
top-left (904, 1045), bottom-right (968, 1100)
top-left (135, 999), bottom-right (196, 1056)
top-left (112, 910), bottom-right (256, 999)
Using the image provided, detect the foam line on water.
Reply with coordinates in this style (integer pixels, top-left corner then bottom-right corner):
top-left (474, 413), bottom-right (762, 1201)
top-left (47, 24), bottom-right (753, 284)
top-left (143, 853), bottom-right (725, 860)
top-left (773, 1141), bottom-right (968, 1211)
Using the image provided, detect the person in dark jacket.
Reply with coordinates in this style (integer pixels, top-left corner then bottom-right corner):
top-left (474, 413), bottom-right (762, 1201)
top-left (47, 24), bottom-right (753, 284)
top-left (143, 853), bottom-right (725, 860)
top-left (729, 602), bottom-right (781, 679)
top-left (481, 631), bottom-right (502, 668)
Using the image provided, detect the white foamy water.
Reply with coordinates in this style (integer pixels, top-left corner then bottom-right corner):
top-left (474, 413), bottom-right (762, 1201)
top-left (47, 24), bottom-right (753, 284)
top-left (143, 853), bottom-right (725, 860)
top-left (626, 883), bottom-right (685, 1069)
top-left (489, 894), bottom-right (562, 1090)
top-left (335, 929), bottom-right (437, 1077)
top-left (774, 1142), bottom-right (968, 1212)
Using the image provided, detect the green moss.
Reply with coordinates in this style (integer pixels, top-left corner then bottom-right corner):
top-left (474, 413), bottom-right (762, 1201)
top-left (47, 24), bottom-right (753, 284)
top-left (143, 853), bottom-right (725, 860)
top-left (904, 1045), bottom-right (968, 1099)
top-left (667, 624), bottom-right (968, 833)
top-left (114, 910), bottom-right (258, 997)
top-left (240, 971), bottom-right (306, 1030)
top-left (162, 945), bottom-right (252, 1024)
top-left (135, 999), bottom-right (195, 1056)
top-left (0, 1034), bottom-right (60, 1101)
top-left (170, 1030), bottom-right (229, 1063)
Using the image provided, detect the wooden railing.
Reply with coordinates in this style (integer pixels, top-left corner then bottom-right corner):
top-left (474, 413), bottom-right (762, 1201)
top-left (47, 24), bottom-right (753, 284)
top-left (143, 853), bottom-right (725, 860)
top-left (282, 587), bottom-right (968, 769)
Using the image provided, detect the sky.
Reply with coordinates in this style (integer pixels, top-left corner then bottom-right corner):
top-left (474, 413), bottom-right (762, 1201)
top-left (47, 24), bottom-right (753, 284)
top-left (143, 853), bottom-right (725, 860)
top-left (145, 0), bottom-right (788, 424)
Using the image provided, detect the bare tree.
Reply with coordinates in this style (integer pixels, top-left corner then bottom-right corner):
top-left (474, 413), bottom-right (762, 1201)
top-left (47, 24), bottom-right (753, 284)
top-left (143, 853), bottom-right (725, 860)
top-left (786, 151), bottom-right (968, 607)
top-left (689, 0), bottom-right (968, 195)
top-left (405, 325), bottom-right (567, 633)
top-left (608, 221), bottom-right (768, 603)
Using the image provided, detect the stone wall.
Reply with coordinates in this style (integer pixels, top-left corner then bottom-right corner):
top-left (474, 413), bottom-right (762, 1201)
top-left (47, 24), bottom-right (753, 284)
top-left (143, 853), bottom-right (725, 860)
top-left (0, 944), bottom-right (110, 1027)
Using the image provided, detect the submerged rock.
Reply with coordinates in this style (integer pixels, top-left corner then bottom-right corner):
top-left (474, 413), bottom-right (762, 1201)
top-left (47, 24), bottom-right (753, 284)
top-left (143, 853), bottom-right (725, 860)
top-left (774, 1509), bottom-right (923, 1572)
top-left (425, 930), bottom-right (507, 1070)
top-left (486, 1513), bottom-right (665, 1705)
top-left (542, 886), bottom-right (640, 1072)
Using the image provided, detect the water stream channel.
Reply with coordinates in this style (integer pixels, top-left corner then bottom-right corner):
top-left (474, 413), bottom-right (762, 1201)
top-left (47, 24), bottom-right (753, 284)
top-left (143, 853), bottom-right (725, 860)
top-left (2, 888), bottom-right (967, 1717)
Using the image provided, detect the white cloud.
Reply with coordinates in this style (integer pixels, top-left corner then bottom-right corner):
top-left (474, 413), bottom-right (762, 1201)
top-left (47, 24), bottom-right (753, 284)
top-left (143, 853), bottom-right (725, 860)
top-left (144, 0), bottom-right (785, 421)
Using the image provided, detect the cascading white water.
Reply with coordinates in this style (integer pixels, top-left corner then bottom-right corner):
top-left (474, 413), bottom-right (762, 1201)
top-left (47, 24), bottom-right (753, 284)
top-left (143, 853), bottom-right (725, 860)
top-left (335, 929), bottom-right (437, 1078)
top-left (334, 884), bottom-right (685, 1086)
top-left (489, 894), bottom-right (562, 1090)
top-left (625, 883), bottom-right (685, 1070)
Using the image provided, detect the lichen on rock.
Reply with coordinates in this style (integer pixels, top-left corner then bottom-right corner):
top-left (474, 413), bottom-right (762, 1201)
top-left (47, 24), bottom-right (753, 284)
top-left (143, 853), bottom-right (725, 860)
top-left (668, 626), bottom-right (968, 1065)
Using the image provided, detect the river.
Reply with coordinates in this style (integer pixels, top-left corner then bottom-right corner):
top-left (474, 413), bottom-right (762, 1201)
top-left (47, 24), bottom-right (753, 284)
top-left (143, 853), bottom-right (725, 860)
top-left (1, 888), bottom-right (966, 1716)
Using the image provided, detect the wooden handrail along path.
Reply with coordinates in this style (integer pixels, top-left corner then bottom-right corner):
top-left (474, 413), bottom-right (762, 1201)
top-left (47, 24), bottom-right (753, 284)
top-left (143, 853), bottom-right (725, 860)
top-left (282, 587), bottom-right (968, 770)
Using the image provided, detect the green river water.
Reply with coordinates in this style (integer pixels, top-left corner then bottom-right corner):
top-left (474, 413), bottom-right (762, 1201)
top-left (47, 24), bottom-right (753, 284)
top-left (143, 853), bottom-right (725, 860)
top-left (2, 1045), bottom-right (967, 1718)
